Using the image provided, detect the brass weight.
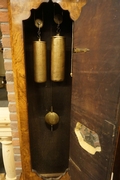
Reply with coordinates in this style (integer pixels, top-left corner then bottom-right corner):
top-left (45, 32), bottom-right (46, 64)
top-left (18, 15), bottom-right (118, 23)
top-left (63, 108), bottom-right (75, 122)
top-left (33, 40), bottom-right (47, 83)
top-left (51, 35), bottom-right (65, 81)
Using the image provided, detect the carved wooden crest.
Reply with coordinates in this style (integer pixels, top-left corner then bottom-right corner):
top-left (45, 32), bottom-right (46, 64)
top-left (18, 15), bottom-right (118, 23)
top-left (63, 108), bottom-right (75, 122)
top-left (9, 0), bottom-right (87, 22)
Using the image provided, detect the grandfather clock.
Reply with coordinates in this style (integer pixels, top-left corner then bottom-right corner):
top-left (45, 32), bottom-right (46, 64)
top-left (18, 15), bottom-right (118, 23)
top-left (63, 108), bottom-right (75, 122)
top-left (8, 0), bottom-right (120, 180)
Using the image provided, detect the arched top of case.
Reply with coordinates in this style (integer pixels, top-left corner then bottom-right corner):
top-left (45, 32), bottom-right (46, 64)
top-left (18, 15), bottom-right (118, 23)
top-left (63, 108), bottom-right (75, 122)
top-left (8, 0), bottom-right (87, 23)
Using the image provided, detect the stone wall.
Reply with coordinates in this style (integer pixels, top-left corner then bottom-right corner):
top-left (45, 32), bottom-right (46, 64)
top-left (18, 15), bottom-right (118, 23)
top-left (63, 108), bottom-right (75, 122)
top-left (0, 0), bottom-right (22, 179)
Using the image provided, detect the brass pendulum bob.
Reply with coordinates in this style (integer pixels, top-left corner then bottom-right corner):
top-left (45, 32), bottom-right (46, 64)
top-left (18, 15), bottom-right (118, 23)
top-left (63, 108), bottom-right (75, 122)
top-left (33, 19), bottom-right (47, 83)
top-left (45, 106), bottom-right (59, 131)
top-left (51, 14), bottom-right (65, 82)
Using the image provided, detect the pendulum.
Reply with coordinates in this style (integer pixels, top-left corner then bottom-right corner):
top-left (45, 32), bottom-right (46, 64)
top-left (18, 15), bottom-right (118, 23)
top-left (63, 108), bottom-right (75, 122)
top-left (45, 106), bottom-right (59, 131)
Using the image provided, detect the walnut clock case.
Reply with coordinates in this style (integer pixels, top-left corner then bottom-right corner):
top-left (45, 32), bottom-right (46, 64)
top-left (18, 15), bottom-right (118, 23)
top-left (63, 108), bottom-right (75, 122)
top-left (8, 0), bottom-right (120, 180)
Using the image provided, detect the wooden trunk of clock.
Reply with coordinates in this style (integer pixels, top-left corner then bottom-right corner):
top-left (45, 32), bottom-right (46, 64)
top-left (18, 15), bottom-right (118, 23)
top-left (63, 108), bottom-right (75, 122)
top-left (8, 0), bottom-right (120, 180)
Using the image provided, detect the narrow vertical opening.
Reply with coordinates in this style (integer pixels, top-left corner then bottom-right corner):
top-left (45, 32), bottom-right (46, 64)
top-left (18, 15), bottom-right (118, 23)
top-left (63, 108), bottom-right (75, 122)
top-left (0, 28), bottom-right (8, 107)
top-left (0, 143), bottom-right (5, 174)
top-left (23, 1), bottom-right (72, 177)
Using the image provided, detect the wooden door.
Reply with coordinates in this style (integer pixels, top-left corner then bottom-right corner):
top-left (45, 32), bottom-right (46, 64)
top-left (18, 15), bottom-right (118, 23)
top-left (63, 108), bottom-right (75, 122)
top-left (69, 1), bottom-right (120, 180)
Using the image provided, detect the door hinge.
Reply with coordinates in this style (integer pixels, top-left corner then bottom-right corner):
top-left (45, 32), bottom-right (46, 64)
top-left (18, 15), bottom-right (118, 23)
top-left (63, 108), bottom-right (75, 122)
top-left (105, 120), bottom-right (116, 137)
top-left (73, 47), bottom-right (90, 53)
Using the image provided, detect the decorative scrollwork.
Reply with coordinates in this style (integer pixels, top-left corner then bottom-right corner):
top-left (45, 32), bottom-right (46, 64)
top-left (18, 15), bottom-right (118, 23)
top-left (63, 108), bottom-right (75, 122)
top-left (53, 0), bottom-right (87, 21)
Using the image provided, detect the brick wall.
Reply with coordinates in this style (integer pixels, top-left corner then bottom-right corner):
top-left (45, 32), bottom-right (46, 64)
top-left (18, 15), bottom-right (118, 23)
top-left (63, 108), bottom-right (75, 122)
top-left (0, 0), bottom-right (22, 179)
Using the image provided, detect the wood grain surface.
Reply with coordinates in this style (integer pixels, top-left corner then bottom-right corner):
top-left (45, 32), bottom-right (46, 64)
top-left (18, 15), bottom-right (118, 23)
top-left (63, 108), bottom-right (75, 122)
top-left (69, 0), bottom-right (120, 180)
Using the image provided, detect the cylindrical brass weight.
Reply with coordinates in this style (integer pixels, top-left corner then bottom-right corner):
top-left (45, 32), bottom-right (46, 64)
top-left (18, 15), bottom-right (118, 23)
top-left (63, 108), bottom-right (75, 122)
top-left (51, 36), bottom-right (65, 81)
top-left (33, 40), bottom-right (47, 83)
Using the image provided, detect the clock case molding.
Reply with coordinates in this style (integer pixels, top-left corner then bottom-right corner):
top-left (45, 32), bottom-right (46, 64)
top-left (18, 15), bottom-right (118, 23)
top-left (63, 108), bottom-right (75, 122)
top-left (8, 0), bottom-right (87, 179)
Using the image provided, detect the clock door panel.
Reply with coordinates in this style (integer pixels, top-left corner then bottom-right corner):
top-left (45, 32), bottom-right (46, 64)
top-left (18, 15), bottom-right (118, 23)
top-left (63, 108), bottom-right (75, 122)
top-left (70, 1), bottom-right (120, 180)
